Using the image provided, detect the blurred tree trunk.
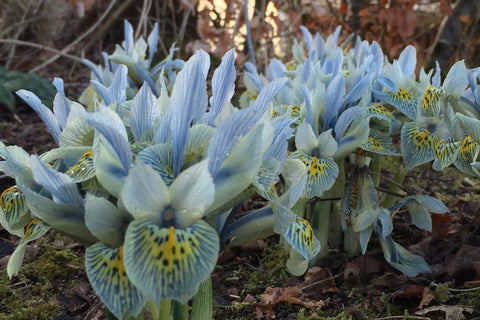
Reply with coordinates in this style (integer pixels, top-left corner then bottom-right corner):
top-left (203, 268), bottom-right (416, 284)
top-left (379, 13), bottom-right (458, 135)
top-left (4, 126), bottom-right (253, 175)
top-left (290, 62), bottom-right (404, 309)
top-left (348, 0), bottom-right (369, 36)
top-left (427, 0), bottom-right (480, 71)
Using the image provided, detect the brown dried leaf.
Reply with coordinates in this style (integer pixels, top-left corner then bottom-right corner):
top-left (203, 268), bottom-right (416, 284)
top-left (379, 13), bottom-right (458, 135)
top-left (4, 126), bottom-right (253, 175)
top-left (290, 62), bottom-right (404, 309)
top-left (415, 305), bottom-right (474, 320)
top-left (301, 267), bottom-right (339, 294)
top-left (418, 287), bottom-right (435, 309)
top-left (395, 284), bottom-right (425, 300)
top-left (372, 273), bottom-right (407, 288)
top-left (344, 255), bottom-right (383, 283)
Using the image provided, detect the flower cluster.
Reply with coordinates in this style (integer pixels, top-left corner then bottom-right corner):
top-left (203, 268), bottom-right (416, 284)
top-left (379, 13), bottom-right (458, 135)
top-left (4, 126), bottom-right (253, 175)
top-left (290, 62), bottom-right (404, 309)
top-left (2, 20), bottom-right (480, 319)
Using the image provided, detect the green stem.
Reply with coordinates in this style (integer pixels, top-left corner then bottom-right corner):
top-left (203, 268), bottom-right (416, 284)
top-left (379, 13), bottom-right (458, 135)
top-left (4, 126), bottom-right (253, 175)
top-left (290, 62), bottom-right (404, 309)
top-left (159, 299), bottom-right (172, 320)
top-left (172, 301), bottom-right (189, 320)
top-left (311, 199), bottom-right (330, 258)
top-left (381, 165), bottom-right (407, 209)
top-left (371, 156), bottom-right (381, 188)
top-left (328, 160), bottom-right (345, 249)
top-left (190, 277), bottom-right (213, 320)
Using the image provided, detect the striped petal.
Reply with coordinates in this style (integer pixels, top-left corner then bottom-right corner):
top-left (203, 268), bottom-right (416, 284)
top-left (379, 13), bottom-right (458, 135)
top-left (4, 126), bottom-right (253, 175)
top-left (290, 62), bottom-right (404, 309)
top-left (401, 122), bottom-right (439, 169)
top-left (289, 153), bottom-right (338, 199)
top-left (366, 103), bottom-right (400, 133)
top-left (66, 151), bottom-right (96, 182)
top-left (454, 135), bottom-right (480, 176)
top-left (59, 116), bottom-right (94, 148)
top-left (433, 139), bottom-right (460, 171)
top-left (420, 86), bottom-right (444, 117)
top-left (362, 129), bottom-right (400, 155)
top-left (283, 217), bottom-right (320, 261)
top-left (136, 143), bottom-right (174, 186)
top-left (0, 186), bottom-right (30, 229)
top-left (373, 86), bottom-right (421, 120)
top-left (123, 220), bottom-right (219, 303)
top-left (86, 244), bottom-right (146, 319)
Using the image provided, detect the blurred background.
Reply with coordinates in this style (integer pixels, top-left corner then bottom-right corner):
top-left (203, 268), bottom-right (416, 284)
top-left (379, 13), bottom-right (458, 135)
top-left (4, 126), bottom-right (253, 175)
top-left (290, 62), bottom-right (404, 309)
top-left (0, 0), bottom-right (479, 97)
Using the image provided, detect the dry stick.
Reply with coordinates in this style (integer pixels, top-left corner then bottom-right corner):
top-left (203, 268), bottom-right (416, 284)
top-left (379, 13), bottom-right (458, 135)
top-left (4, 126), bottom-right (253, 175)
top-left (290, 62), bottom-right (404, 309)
top-left (177, 9), bottom-right (191, 51)
top-left (82, 0), bottom-right (137, 59)
top-left (5, 0), bottom-right (32, 69)
top-left (0, 39), bottom-right (83, 63)
top-left (135, 0), bottom-right (152, 40)
top-left (30, 0), bottom-right (118, 73)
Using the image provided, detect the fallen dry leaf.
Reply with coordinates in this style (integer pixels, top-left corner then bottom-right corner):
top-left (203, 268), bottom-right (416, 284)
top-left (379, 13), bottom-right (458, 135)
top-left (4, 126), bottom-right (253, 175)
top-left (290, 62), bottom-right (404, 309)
top-left (301, 267), bottom-right (339, 294)
top-left (418, 287), bottom-right (435, 309)
top-left (344, 254), bottom-right (383, 283)
top-left (394, 284), bottom-right (425, 300)
top-left (256, 286), bottom-right (325, 319)
top-left (415, 305), bottom-right (474, 320)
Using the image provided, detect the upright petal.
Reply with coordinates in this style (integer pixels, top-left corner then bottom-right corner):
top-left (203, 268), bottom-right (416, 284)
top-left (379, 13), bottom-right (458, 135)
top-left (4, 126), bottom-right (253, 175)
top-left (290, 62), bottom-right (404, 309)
top-left (120, 160), bottom-right (169, 223)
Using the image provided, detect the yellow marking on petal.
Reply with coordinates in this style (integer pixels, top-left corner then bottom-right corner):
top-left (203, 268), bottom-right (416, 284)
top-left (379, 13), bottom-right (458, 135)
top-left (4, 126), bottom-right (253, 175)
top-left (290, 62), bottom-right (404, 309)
top-left (66, 150), bottom-right (95, 182)
top-left (308, 156), bottom-right (327, 177)
top-left (0, 187), bottom-right (20, 209)
top-left (366, 137), bottom-right (384, 151)
top-left (290, 105), bottom-right (301, 117)
top-left (460, 136), bottom-right (478, 161)
top-left (435, 140), bottom-right (446, 157)
top-left (351, 179), bottom-right (358, 211)
top-left (421, 85), bottom-right (443, 116)
top-left (286, 62), bottom-right (297, 71)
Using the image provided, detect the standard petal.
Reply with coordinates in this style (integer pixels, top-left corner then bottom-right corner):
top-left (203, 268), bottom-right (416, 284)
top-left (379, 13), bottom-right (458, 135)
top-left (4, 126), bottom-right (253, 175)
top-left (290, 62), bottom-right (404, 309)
top-left (86, 244), bottom-right (146, 319)
top-left (85, 194), bottom-right (130, 247)
top-left (170, 160), bottom-right (215, 228)
top-left (123, 220), bottom-right (219, 304)
top-left (208, 48), bottom-right (236, 126)
top-left (16, 89), bottom-right (61, 144)
top-left (136, 143), bottom-right (174, 186)
top-left (130, 83), bottom-right (160, 142)
top-left (295, 121), bottom-right (318, 151)
top-left (120, 160), bottom-right (169, 223)
top-left (30, 155), bottom-right (83, 208)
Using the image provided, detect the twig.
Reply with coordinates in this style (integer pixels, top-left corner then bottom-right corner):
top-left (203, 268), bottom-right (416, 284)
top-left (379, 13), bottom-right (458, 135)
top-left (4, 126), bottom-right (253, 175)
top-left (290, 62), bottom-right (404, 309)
top-left (244, 0), bottom-right (256, 65)
top-left (0, 39), bottom-right (83, 63)
top-left (373, 316), bottom-right (430, 320)
top-left (177, 9), bottom-right (191, 51)
top-left (30, 0), bottom-right (118, 73)
top-left (82, 0), bottom-right (137, 58)
top-left (371, 171), bottom-right (409, 192)
top-left (5, 0), bottom-right (32, 69)
top-left (431, 282), bottom-right (480, 292)
top-left (300, 273), bottom-right (342, 290)
top-left (135, 0), bottom-right (152, 39)
top-left (375, 186), bottom-right (406, 199)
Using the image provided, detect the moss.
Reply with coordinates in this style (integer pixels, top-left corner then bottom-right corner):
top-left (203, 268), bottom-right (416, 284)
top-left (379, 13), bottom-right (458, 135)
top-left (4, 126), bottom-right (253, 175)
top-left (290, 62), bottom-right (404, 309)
top-left (432, 283), bottom-right (451, 304)
top-left (0, 237), bottom-right (84, 319)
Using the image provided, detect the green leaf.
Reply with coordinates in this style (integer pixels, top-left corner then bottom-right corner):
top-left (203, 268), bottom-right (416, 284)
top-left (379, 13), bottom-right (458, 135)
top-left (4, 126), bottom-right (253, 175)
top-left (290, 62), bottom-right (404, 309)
top-left (0, 67), bottom-right (55, 112)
